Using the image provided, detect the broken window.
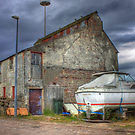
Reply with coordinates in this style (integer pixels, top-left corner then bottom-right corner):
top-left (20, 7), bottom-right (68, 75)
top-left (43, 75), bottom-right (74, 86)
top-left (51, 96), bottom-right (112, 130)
top-left (9, 57), bottom-right (13, 70)
top-left (31, 52), bottom-right (42, 79)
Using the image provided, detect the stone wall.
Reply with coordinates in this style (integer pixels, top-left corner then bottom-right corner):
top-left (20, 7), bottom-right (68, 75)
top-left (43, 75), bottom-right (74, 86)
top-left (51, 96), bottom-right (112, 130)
top-left (23, 51), bottom-right (43, 108)
top-left (0, 51), bottom-right (43, 108)
top-left (32, 13), bottom-right (118, 72)
top-left (0, 52), bottom-right (25, 107)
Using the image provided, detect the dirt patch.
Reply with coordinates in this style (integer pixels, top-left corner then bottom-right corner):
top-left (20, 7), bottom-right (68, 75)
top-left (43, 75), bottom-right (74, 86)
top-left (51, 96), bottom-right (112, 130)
top-left (0, 118), bottom-right (135, 135)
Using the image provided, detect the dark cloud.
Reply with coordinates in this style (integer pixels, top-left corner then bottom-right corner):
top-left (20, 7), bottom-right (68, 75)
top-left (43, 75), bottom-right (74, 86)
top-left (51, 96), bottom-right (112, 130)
top-left (119, 62), bottom-right (135, 70)
top-left (119, 63), bottom-right (135, 79)
top-left (0, 0), bottom-right (135, 77)
top-left (112, 34), bottom-right (135, 45)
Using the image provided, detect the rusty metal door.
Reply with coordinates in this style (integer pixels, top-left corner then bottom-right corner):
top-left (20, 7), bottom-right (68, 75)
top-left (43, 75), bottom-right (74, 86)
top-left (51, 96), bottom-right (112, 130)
top-left (29, 89), bottom-right (42, 115)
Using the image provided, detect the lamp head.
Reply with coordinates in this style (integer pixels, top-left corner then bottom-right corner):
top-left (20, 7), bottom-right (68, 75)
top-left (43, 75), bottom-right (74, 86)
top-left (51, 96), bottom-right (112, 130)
top-left (40, 0), bottom-right (51, 6)
top-left (12, 16), bottom-right (19, 20)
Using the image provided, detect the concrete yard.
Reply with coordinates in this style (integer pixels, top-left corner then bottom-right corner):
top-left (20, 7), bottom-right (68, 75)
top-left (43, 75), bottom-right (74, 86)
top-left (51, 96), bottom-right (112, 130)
top-left (0, 118), bottom-right (135, 135)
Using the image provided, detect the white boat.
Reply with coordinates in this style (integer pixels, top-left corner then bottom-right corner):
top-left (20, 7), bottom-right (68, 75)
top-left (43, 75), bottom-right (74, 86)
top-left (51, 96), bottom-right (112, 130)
top-left (75, 71), bottom-right (135, 113)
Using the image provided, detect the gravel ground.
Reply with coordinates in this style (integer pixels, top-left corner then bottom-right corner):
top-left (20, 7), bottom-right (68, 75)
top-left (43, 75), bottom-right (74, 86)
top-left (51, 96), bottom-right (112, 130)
top-left (0, 118), bottom-right (135, 135)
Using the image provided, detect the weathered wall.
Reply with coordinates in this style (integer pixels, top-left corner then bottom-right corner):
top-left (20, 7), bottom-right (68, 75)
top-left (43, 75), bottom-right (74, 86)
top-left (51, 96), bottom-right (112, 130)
top-left (33, 13), bottom-right (118, 71)
top-left (0, 12), bottom-right (119, 112)
top-left (24, 51), bottom-right (43, 88)
top-left (0, 53), bottom-right (25, 107)
top-left (0, 51), bottom-right (43, 109)
top-left (42, 67), bottom-right (95, 103)
top-left (30, 13), bottom-right (118, 104)
top-left (23, 51), bottom-right (43, 108)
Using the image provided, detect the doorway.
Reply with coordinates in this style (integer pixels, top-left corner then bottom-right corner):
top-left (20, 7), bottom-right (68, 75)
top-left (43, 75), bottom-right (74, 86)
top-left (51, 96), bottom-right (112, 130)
top-left (29, 89), bottom-right (42, 115)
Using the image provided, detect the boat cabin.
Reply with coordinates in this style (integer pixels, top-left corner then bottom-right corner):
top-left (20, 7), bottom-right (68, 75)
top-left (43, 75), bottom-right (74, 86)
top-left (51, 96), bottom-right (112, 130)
top-left (78, 72), bottom-right (135, 90)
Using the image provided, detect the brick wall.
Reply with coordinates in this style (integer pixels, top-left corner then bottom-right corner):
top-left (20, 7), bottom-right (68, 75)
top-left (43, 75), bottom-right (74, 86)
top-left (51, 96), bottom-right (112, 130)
top-left (43, 67), bottom-right (103, 103)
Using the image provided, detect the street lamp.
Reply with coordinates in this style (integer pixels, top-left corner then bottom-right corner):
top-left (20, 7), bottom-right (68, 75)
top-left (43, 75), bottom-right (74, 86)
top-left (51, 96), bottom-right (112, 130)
top-left (40, 0), bottom-right (51, 36)
top-left (12, 15), bottom-right (19, 117)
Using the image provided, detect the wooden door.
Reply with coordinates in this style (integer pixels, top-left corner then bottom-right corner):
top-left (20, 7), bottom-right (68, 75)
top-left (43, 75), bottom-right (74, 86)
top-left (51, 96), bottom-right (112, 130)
top-left (29, 89), bottom-right (42, 115)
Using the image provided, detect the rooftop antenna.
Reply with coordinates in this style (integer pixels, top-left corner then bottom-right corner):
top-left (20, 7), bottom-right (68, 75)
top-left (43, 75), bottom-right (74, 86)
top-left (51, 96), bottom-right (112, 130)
top-left (40, 0), bottom-right (51, 36)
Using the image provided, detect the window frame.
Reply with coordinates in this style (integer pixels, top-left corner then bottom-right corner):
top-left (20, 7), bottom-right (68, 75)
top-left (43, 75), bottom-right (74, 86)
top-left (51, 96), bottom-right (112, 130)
top-left (31, 51), bottom-right (42, 66)
top-left (31, 51), bottom-right (42, 79)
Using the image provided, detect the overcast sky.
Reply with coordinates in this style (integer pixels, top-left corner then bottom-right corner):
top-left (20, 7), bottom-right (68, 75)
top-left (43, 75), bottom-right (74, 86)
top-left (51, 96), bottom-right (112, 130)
top-left (0, 0), bottom-right (135, 78)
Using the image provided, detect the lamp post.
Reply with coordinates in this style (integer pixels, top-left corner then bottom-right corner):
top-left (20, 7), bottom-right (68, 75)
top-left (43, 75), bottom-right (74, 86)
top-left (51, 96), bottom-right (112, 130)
top-left (40, 0), bottom-right (51, 36)
top-left (12, 15), bottom-right (19, 117)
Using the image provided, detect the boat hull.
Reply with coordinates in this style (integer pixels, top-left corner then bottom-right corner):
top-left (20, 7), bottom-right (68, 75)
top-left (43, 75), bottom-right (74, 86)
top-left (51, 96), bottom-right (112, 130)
top-left (75, 90), bottom-right (135, 112)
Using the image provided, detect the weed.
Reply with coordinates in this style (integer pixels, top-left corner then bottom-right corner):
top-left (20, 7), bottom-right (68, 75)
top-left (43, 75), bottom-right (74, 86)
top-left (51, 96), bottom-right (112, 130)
top-left (43, 109), bottom-right (55, 116)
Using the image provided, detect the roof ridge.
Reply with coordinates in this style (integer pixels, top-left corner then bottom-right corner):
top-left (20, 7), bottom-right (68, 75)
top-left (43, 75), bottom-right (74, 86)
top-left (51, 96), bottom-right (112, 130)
top-left (34, 11), bottom-right (98, 45)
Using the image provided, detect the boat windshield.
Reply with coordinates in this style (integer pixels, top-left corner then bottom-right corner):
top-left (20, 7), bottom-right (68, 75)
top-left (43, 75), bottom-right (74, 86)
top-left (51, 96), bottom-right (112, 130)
top-left (119, 74), bottom-right (135, 82)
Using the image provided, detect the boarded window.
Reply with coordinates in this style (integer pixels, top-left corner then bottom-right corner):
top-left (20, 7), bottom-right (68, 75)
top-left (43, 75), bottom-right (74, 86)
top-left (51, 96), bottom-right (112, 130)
top-left (9, 57), bottom-right (13, 70)
top-left (12, 86), bottom-right (15, 99)
top-left (31, 52), bottom-right (42, 79)
top-left (3, 87), bottom-right (6, 98)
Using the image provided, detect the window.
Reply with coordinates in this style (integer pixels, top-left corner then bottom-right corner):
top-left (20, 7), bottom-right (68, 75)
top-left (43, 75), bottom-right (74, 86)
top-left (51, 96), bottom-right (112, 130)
top-left (81, 21), bottom-right (86, 28)
top-left (31, 52), bottom-right (42, 79)
top-left (125, 75), bottom-right (135, 82)
top-left (12, 86), bottom-right (15, 99)
top-left (9, 57), bottom-right (13, 70)
top-left (31, 52), bottom-right (41, 66)
top-left (3, 87), bottom-right (6, 98)
top-left (119, 74), bottom-right (135, 82)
